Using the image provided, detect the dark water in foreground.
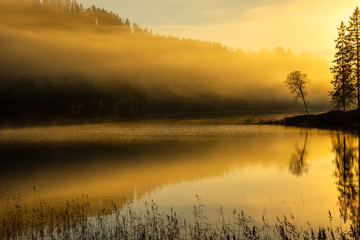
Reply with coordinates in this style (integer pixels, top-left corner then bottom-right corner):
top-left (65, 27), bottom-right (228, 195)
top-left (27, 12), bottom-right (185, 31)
top-left (0, 120), bottom-right (359, 228)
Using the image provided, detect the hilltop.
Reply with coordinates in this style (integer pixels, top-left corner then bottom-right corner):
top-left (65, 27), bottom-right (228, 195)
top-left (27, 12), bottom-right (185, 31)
top-left (0, 0), bottom-right (330, 125)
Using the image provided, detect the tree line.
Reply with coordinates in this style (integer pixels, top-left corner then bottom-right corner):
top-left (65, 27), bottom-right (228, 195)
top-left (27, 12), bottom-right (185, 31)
top-left (0, 0), bottom-right (228, 48)
top-left (331, 7), bottom-right (360, 111)
top-left (0, 76), bottom-right (280, 124)
top-left (0, 0), bottom-right (139, 32)
top-left (0, 0), bottom-right (329, 124)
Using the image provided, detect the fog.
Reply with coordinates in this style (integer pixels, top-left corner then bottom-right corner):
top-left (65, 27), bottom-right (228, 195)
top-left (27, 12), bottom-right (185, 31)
top-left (0, 0), bottom-right (332, 121)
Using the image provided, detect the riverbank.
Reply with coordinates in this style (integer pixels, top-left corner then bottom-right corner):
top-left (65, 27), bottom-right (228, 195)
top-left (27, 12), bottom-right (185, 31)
top-left (266, 109), bottom-right (360, 131)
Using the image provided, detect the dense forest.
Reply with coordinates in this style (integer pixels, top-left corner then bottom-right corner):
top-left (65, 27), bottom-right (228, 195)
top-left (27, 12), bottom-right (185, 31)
top-left (0, 0), bottom-right (331, 124)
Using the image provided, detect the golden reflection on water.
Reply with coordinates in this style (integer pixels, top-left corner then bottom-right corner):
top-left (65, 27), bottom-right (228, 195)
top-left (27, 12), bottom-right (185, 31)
top-left (0, 121), bottom-right (356, 227)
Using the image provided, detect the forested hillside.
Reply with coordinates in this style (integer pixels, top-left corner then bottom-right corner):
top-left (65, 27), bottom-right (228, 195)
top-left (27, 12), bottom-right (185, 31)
top-left (0, 0), bottom-right (331, 124)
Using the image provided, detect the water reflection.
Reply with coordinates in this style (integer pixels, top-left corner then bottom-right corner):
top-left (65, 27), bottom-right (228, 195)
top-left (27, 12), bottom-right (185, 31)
top-left (332, 131), bottom-right (360, 235)
top-left (0, 123), bottom-right (344, 227)
top-left (288, 132), bottom-right (308, 176)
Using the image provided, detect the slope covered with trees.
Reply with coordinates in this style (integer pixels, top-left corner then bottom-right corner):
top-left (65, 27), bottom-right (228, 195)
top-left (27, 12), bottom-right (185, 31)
top-left (0, 0), bottom-right (331, 125)
top-left (1, 0), bottom-right (131, 29)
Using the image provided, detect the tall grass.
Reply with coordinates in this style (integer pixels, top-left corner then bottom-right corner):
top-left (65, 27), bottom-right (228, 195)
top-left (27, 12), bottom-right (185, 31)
top-left (0, 193), bottom-right (358, 239)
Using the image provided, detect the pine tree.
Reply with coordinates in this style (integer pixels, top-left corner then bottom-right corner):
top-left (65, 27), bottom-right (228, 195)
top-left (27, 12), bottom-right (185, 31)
top-left (330, 21), bottom-right (356, 111)
top-left (348, 7), bottom-right (360, 109)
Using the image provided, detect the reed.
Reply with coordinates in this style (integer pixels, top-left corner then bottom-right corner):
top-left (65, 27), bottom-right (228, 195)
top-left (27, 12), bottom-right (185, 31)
top-left (0, 193), bottom-right (357, 240)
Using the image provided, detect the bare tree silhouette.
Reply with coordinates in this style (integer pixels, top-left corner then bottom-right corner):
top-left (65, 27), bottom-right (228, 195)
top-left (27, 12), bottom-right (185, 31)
top-left (285, 71), bottom-right (310, 115)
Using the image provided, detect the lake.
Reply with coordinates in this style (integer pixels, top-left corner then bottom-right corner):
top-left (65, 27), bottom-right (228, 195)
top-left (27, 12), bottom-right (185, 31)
top-left (0, 119), bottom-right (359, 230)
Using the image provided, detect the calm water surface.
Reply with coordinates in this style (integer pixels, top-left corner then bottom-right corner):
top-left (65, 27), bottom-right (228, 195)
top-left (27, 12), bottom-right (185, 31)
top-left (0, 120), bottom-right (359, 228)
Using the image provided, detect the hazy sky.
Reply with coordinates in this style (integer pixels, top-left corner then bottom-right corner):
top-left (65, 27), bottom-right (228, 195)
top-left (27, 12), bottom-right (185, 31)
top-left (68, 1), bottom-right (359, 57)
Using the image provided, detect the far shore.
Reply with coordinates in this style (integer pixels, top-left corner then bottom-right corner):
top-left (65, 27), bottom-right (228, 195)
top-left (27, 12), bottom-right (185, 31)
top-left (0, 109), bottom-right (314, 128)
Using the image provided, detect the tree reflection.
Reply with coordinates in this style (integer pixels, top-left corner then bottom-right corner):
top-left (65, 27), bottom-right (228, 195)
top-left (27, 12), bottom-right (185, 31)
top-left (289, 132), bottom-right (309, 176)
top-left (332, 131), bottom-right (360, 235)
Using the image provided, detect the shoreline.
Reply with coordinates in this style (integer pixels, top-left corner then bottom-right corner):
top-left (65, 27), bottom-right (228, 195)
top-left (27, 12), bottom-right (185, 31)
top-left (265, 109), bottom-right (360, 132)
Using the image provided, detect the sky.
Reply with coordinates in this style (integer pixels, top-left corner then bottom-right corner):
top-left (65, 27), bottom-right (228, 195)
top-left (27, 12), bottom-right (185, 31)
top-left (77, 0), bottom-right (359, 58)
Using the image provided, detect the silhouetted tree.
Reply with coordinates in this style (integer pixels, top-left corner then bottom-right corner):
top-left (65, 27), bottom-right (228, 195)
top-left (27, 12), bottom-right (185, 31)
top-left (331, 21), bottom-right (356, 111)
top-left (132, 23), bottom-right (141, 33)
top-left (348, 7), bottom-right (360, 109)
top-left (124, 18), bottom-right (131, 31)
top-left (285, 70), bottom-right (310, 115)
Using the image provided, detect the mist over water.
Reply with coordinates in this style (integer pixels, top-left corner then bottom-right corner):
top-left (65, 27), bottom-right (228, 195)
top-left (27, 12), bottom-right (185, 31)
top-left (3, 1), bottom-right (359, 239)
top-left (0, 0), bottom-right (331, 122)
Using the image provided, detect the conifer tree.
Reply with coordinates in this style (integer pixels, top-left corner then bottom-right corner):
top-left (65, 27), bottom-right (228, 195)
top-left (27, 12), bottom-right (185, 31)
top-left (330, 21), bottom-right (356, 111)
top-left (348, 7), bottom-right (360, 109)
